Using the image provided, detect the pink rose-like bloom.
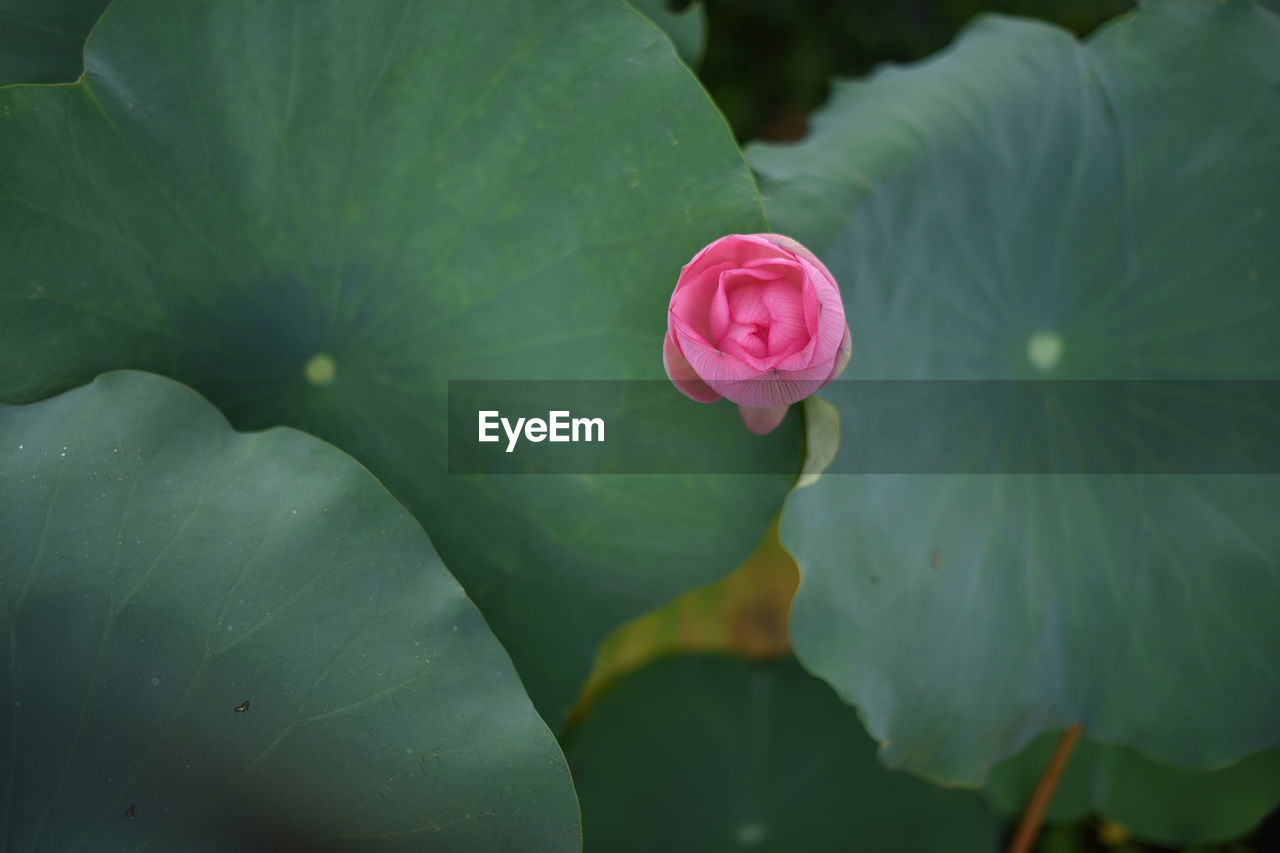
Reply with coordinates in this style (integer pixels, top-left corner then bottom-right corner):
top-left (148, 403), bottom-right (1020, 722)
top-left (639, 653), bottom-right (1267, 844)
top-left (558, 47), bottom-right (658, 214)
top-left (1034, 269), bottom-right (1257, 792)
top-left (663, 233), bottom-right (852, 435)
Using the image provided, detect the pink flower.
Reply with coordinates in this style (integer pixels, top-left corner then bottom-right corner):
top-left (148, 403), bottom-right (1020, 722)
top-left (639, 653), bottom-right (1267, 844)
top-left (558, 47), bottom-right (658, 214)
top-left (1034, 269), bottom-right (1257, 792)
top-left (663, 233), bottom-right (852, 435)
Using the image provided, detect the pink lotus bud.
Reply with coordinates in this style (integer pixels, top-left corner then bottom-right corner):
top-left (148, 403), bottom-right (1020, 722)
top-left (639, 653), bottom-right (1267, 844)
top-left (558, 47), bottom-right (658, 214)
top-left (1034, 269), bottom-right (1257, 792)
top-left (663, 233), bottom-right (852, 435)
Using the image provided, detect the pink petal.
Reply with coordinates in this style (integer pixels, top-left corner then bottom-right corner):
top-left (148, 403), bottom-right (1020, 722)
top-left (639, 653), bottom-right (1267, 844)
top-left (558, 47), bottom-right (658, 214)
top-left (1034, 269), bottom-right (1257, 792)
top-left (725, 277), bottom-right (770, 325)
top-left (674, 315), bottom-right (774, 375)
top-left (801, 279), bottom-right (821, 336)
top-left (748, 234), bottom-right (846, 368)
top-left (719, 322), bottom-right (768, 361)
top-left (742, 257), bottom-right (803, 277)
top-left (795, 256), bottom-right (848, 367)
top-left (671, 261), bottom-right (732, 344)
top-left (825, 324), bottom-right (853, 382)
top-left (738, 404), bottom-right (790, 435)
top-left (678, 234), bottom-right (795, 282)
top-left (712, 370), bottom-right (828, 408)
top-left (761, 279), bottom-right (807, 358)
top-left (663, 330), bottom-right (720, 403)
top-left (756, 233), bottom-right (840, 285)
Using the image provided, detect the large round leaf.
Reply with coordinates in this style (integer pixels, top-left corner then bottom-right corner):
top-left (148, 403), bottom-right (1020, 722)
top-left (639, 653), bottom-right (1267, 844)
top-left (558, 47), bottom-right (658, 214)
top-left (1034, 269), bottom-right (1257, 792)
top-left (0, 0), bottom-right (799, 722)
top-left (0, 0), bottom-right (107, 84)
top-left (565, 655), bottom-right (999, 852)
top-left (752, 1), bottom-right (1280, 783)
top-left (986, 736), bottom-right (1280, 846)
top-left (0, 371), bottom-right (578, 850)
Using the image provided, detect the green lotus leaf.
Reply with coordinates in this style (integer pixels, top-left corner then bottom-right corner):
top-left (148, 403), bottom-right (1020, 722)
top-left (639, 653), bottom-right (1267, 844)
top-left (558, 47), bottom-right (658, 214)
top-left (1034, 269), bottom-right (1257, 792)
top-left (0, 0), bottom-right (107, 84)
top-left (0, 371), bottom-right (578, 850)
top-left (753, 0), bottom-right (1280, 783)
top-left (0, 0), bottom-right (799, 722)
top-left (565, 655), bottom-right (999, 852)
top-left (987, 735), bottom-right (1280, 846)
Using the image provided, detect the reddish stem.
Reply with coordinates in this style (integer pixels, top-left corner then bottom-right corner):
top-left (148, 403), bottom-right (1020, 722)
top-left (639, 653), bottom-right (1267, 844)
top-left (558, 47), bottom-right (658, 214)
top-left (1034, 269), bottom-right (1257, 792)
top-left (1008, 723), bottom-right (1083, 853)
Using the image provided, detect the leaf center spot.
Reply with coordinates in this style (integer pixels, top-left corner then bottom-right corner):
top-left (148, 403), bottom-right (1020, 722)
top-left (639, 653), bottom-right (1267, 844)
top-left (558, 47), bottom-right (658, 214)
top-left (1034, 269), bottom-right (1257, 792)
top-left (734, 821), bottom-right (767, 847)
top-left (304, 352), bottom-right (337, 386)
top-left (1026, 331), bottom-right (1064, 372)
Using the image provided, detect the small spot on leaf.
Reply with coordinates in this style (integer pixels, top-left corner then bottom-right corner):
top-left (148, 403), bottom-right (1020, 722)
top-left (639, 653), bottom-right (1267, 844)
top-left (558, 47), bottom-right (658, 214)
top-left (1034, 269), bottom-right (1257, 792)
top-left (735, 821), bottom-right (767, 847)
top-left (303, 352), bottom-right (337, 386)
top-left (1026, 331), bottom-right (1064, 372)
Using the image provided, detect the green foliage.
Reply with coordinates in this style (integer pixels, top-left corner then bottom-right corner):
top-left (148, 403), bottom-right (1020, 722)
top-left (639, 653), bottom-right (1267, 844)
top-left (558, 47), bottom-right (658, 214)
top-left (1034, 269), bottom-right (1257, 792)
top-left (0, 371), bottom-right (579, 850)
top-left (566, 655), bottom-right (1000, 852)
top-left (0, 0), bottom-right (799, 724)
top-left (757, 0), bottom-right (1280, 784)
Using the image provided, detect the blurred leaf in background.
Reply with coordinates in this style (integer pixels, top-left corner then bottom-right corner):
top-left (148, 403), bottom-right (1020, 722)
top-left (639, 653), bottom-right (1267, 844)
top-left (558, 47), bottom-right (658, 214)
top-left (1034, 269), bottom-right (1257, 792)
top-left (629, 0), bottom-right (707, 67)
top-left (0, 0), bottom-right (107, 84)
top-left (694, 0), bottom-right (1133, 140)
top-left (567, 655), bottom-right (1001, 852)
top-left (695, 0), bottom-right (1133, 140)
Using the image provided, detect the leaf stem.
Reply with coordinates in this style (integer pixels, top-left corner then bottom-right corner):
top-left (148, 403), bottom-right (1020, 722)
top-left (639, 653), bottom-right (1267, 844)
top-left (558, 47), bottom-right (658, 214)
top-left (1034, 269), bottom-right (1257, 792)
top-left (1007, 723), bottom-right (1083, 853)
